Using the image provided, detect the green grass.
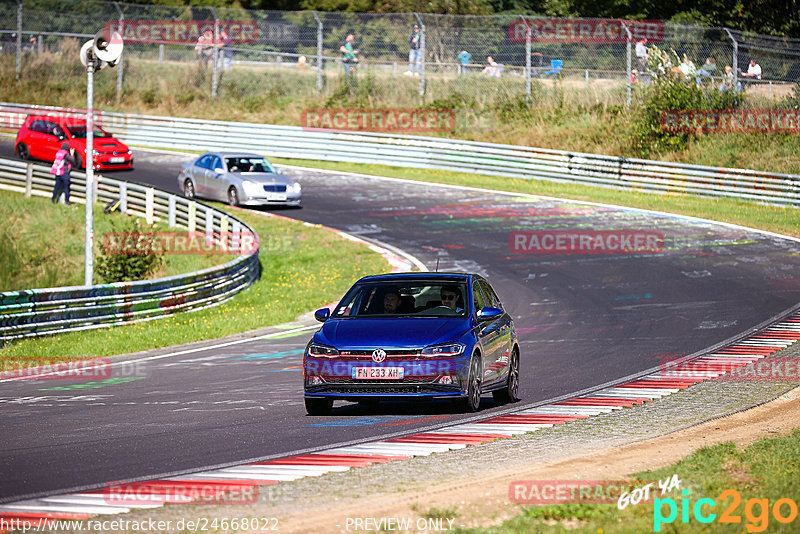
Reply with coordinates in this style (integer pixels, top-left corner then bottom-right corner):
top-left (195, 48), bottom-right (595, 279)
top-left (272, 157), bottom-right (800, 239)
top-left (0, 190), bottom-right (233, 291)
top-left (456, 429), bottom-right (800, 533)
top-left (0, 205), bottom-right (390, 365)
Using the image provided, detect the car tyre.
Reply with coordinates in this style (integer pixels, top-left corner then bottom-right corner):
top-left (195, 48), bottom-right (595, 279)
top-left (458, 354), bottom-right (482, 413)
top-left (305, 397), bottom-right (333, 416)
top-left (492, 348), bottom-right (520, 405)
top-left (183, 179), bottom-right (195, 199)
top-left (16, 143), bottom-right (29, 160)
top-left (227, 186), bottom-right (240, 207)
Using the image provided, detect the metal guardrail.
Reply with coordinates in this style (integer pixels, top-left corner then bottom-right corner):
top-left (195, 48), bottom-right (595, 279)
top-left (2, 102), bottom-right (797, 206)
top-left (0, 157), bottom-right (260, 340)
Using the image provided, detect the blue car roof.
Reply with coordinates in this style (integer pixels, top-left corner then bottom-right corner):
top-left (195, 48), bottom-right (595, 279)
top-left (355, 272), bottom-right (473, 284)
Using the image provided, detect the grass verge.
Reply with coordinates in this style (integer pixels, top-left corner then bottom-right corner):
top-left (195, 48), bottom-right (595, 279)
top-left (0, 205), bottom-right (390, 365)
top-left (459, 428), bottom-right (800, 533)
top-left (0, 189), bottom-right (234, 291)
top-left (273, 157), bottom-right (800, 239)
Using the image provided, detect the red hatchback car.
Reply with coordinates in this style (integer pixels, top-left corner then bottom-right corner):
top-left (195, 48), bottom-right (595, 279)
top-left (15, 114), bottom-right (133, 171)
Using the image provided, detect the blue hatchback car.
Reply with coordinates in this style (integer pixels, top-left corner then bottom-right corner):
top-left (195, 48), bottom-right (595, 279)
top-left (303, 272), bottom-right (520, 415)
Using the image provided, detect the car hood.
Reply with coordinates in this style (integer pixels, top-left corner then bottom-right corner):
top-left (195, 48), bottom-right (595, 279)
top-left (236, 172), bottom-right (295, 185)
top-left (315, 317), bottom-right (470, 349)
top-left (70, 138), bottom-right (129, 154)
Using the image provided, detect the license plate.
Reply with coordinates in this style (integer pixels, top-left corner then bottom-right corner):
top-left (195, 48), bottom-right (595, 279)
top-left (266, 193), bottom-right (287, 201)
top-left (109, 157), bottom-right (125, 163)
top-left (351, 367), bottom-right (404, 380)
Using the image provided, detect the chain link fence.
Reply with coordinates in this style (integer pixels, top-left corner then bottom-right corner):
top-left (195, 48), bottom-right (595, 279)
top-left (1, 0), bottom-right (798, 114)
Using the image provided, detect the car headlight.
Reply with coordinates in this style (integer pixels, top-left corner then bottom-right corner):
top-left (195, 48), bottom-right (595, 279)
top-left (308, 343), bottom-right (339, 358)
top-left (421, 342), bottom-right (465, 357)
top-left (242, 180), bottom-right (262, 196)
top-left (289, 182), bottom-right (301, 194)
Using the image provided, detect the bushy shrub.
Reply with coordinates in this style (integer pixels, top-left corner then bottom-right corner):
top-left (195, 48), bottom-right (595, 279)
top-left (629, 74), bottom-right (741, 157)
top-left (95, 217), bottom-right (163, 284)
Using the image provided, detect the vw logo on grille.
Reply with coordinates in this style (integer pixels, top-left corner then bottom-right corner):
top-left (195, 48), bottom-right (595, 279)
top-left (371, 349), bottom-right (387, 363)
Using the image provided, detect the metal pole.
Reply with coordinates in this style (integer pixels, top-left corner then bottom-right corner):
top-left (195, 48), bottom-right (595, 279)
top-left (114, 2), bottom-right (123, 100)
top-left (85, 59), bottom-right (95, 287)
top-left (312, 11), bottom-right (322, 94)
top-left (414, 13), bottom-right (425, 97)
top-left (16, 0), bottom-right (22, 77)
top-left (210, 8), bottom-right (219, 98)
top-left (520, 15), bottom-right (531, 103)
top-left (622, 21), bottom-right (632, 107)
top-left (724, 28), bottom-right (738, 89)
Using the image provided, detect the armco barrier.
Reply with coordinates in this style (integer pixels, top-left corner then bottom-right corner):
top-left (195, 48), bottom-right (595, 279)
top-left (0, 157), bottom-right (259, 340)
top-left (1, 102), bottom-right (798, 205)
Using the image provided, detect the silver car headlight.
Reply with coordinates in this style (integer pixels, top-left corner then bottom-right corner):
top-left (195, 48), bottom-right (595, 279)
top-left (421, 342), bottom-right (465, 357)
top-left (242, 181), bottom-right (262, 196)
top-left (289, 182), bottom-right (302, 194)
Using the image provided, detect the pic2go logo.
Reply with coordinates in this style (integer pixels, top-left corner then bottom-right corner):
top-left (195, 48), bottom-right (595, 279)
top-left (654, 489), bottom-right (799, 532)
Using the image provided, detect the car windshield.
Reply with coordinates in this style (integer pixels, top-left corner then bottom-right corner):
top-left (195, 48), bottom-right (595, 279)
top-left (225, 157), bottom-right (275, 174)
top-left (65, 125), bottom-right (110, 138)
top-left (333, 281), bottom-right (468, 318)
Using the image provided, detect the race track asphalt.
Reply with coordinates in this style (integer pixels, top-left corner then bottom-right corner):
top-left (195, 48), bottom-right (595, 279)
top-left (2, 141), bottom-right (799, 501)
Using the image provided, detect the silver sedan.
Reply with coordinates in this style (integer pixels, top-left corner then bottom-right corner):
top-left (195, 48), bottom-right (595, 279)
top-left (177, 152), bottom-right (301, 207)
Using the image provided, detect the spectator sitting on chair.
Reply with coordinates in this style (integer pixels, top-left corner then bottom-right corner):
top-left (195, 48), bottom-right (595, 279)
top-left (739, 58), bottom-right (761, 87)
top-left (695, 57), bottom-right (716, 86)
top-left (481, 56), bottom-right (501, 78)
top-left (457, 50), bottom-right (471, 75)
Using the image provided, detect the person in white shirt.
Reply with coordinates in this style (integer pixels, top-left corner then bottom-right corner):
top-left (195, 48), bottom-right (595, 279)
top-left (741, 59), bottom-right (762, 79)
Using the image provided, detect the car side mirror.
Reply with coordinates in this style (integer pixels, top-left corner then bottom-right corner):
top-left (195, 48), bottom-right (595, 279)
top-left (477, 306), bottom-right (502, 321)
top-left (214, 167), bottom-right (225, 175)
top-left (314, 308), bottom-right (330, 322)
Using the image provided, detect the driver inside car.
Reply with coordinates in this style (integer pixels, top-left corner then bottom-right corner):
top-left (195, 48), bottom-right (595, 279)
top-left (440, 285), bottom-right (464, 313)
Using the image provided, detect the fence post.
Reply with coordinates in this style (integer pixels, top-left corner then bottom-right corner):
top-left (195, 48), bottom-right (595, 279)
top-left (113, 2), bottom-right (123, 101)
top-left (622, 21), bottom-right (632, 107)
top-left (119, 181), bottom-right (127, 213)
top-left (520, 15), bottom-right (531, 104)
top-left (16, 0), bottom-right (22, 77)
top-left (312, 12), bottom-right (323, 94)
top-left (210, 8), bottom-right (219, 99)
top-left (585, 69), bottom-right (589, 89)
top-left (24, 162), bottom-right (32, 197)
top-left (414, 13), bottom-right (425, 97)
top-left (159, 44), bottom-right (164, 63)
top-left (37, 35), bottom-right (41, 54)
top-left (168, 195), bottom-right (175, 227)
top-left (145, 188), bottom-right (154, 224)
top-left (188, 201), bottom-right (196, 232)
top-left (724, 28), bottom-right (738, 89)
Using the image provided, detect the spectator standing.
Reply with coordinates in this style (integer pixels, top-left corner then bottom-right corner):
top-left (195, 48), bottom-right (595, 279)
top-left (635, 38), bottom-right (648, 72)
top-left (50, 142), bottom-right (76, 206)
top-left (340, 33), bottom-right (359, 75)
top-left (195, 29), bottom-right (214, 69)
top-left (457, 50), bottom-right (471, 76)
top-left (405, 24), bottom-right (421, 76)
top-left (217, 29), bottom-right (233, 71)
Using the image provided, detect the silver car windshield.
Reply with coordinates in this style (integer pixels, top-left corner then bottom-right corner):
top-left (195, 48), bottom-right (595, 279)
top-left (225, 157), bottom-right (275, 174)
top-left (333, 282), bottom-right (468, 318)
